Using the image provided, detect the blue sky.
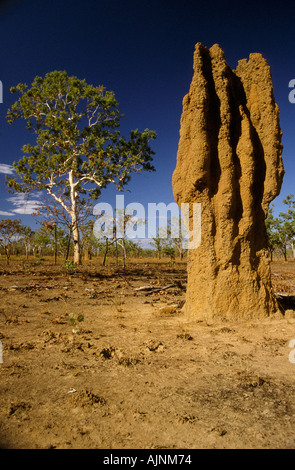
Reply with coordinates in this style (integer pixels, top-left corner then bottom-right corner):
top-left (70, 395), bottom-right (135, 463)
top-left (0, 0), bottom-right (295, 230)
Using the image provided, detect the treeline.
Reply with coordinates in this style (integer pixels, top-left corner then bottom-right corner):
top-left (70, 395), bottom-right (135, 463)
top-left (266, 194), bottom-right (295, 260)
top-left (0, 218), bottom-right (187, 266)
top-left (2, 193), bottom-right (295, 266)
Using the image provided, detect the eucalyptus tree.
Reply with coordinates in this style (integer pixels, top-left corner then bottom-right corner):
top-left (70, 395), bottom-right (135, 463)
top-left (0, 218), bottom-right (22, 265)
top-left (265, 205), bottom-right (281, 261)
top-left (278, 195), bottom-right (295, 259)
top-left (6, 71), bottom-right (156, 264)
top-left (20, 224), bottom-right (34, 260)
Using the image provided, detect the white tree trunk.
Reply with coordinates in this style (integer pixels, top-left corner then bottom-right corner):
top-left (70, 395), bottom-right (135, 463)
top-left (69, 170), bottom-right (81, 265)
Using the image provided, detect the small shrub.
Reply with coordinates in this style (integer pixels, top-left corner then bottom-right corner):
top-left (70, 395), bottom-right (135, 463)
top-left (63, 260), bottom-right (77, 275)
top-left (69, 312), bottom-right (84, 333)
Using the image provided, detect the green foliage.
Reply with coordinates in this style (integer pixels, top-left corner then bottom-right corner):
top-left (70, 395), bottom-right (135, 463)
top-left (266, 196), bottom-right (295, 260)
top-left (150, 218), bottom-right (187, 260)
top-left (163, 245), bottom-right (175, 259)
top-left (63, 260), bottom-right (77, 274)
top-left (69, 312), bottom-right (84, 334)
top-left (6, 71), bottom-right (156, 196)
top-left (24, 260), bottom-right (42, 266)
top-left (0, 218), bottom-right (22, 264)
top-left (265, 205), bottom-right (281, 255)
top-left (5, 70), bottom-right (156, 263)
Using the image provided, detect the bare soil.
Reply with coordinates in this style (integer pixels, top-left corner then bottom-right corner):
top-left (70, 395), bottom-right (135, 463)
top-left (0, 257), bottom-right (295, 449)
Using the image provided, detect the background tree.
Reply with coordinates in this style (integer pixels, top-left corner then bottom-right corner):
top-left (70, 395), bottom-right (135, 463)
top-left (277, 195), bottom-right (295, 260)
top-left (280, 195), bottom-right (295, 258)
top-left (265, 205), bottom-right (281, 261)
top-left (0, 218), bottom-right (22, 265)
top-left (20, 224), bottom-right (34, 260)
top-left (80, 219), bottom-right (100, 261)
top-left (41, 221), bottom-right (68, 263)
top-left (124, 239), bottom-right (141, 258)
top-left (31, 225), bottom-right (56, 258)
top-left (150, 219), bottom-right (187, 261)
top-left (95, 210), bottom-right (130, 267)
top-left (6, 70), bottom-right (156, 264)
top-left (170, 215), bottom-right (188, 260)
top-left (33, 194), bottom-right (94, 261)
top-left (150, 228), bottom-right (167, 259)
top-left (265, 197), bottom-right (295, 261)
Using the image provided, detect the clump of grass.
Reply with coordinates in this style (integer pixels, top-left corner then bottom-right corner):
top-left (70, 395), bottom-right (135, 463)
top-left (111, 282), bottom-right (128, 315)
top-left (63, 260), bottom-right (77, 275)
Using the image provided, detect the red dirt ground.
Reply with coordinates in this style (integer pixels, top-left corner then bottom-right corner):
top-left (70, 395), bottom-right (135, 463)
top-left (0, 257), bottom-right (295, 449)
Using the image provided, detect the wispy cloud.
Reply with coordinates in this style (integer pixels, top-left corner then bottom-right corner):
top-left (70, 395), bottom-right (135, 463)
top-left (7, 193), bottom-right (41, 215)
top-left (0, 163), bottom-right (15, 175)
top-left (0, 210), bottom-right (14, 216)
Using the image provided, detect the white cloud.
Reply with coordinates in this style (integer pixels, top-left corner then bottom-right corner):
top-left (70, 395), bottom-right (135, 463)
top-left (6, 193), bottom-right (41, 215)
top-left (0, 210), bottom-right (14, 216)
top-left (12, 205), bottom-right (39, 215)
top-left (0, 163), bottom-right (15, 175)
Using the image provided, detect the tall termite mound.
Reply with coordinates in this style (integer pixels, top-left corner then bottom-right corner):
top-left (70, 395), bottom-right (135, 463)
top-left (172, 43), bottom-right (284, 320)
